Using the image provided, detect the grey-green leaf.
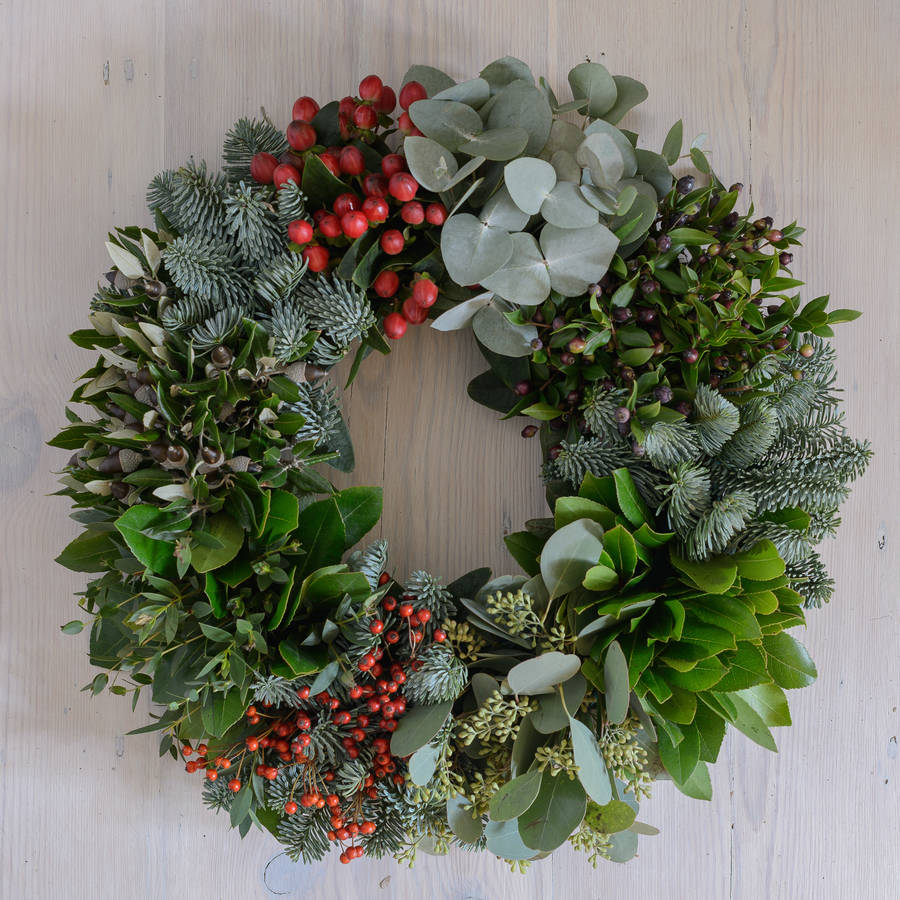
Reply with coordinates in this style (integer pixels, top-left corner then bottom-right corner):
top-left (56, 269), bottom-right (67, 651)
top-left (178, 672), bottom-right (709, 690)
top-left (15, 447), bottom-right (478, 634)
top-left (539, 517), bottom-right (605, 600)
top-left (507, 651), bottom-right (582, 696)
top-left (569, 716), bottom-right (613, 804)
top-left (441, 213), bottom-right (513, 285)
top-left (408, 99), bottom-right (483, 152)
top-left (504, 157), bottom-right (557, 214)
top-left (403, 136), bottom-right (459, 192)
top-left (603, 76), bottom-right (649, 124)
top-left (518, 770), bottom-right (587, 851)
top-left (540, 181), bottom-right (600, 229)
top-left (408, 742), bottom-right (442, 786)
top-left (489, 769), bottom-right (544, 821)
top-left (471, 303), bottom-right (537, 357)
top-left (447, 793), bottom-right (484, 843)
top-left (480, 233), bottom-right (551, 306)
top-left (540, 223), bottom-right (619, 297)
top-left (459, 127), bottom-right (529, 161)
top-left (568, 62), bottom-right (617, 118)
top-left (603, 640), bottom-right (630, 725)
top-left (390, 700), bottom-right (452, 757)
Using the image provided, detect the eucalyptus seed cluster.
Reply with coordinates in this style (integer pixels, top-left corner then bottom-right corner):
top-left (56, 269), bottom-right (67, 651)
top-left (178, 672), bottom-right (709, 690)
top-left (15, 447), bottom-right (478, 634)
top-left (486, 590), bottom-right (544, 647)
top-left (600, 715), bottom-right (652, 799)
top-left (439, 619), bottom-right (486, 663)
top-left (568, 817), bottom-right (613, 867)
top-left (534, 737), bottom-right (578, 780)
top-left (456, 690), bottom-right (536, 747)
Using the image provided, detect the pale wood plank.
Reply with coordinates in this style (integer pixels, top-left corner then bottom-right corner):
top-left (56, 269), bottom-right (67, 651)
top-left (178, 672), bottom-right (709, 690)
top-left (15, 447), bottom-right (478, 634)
top-left (1, 0), bottom-right (897, 897)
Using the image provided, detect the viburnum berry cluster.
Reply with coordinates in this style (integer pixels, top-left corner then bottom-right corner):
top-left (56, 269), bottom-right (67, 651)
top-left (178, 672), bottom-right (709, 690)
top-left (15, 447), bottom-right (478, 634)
top-left (248, 74), bottom-right (447, 339)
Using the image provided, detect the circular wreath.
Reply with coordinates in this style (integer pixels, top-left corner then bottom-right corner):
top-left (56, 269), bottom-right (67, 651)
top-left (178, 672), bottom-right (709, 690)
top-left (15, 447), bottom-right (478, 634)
top-left (53, 57), bottom-right (870, 868)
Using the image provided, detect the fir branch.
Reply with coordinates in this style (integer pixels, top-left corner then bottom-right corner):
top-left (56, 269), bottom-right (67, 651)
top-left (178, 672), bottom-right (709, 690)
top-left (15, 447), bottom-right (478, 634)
top-left (403, 571), bottom-right (456, 620)
top-left (276, 181), bottom-right (309, 228)
top-left (254, 252), bottom-right (308, 307)
top-left (581, 387), bottom-right (629, 441)
top-left (658, 461), bottom-right (711, 535)
top-left (283, 380), bottom-right (342, 446)
top-left (544, 438), bottom-right (639, 491)
top-left (222, 116), bottom-right (288, 182)
top-left (277, 805), bottom-right (332, 863)
top-left (266, 299), bottom-right (312, 363)
top-left (294, 274), bottom-right (376, 355)
top-left (731, 520), bottom-right (813, 566)
top-left (682, 490), bottom-right (755, 559)
top-left (161, 233), bottom-right (249, 308)
top-left (404, 644), bottom-right (468, 704)
top-left (250, 674), bottom-right (304, 708)
top-left (787, 551), bottom-right (835, 608)
top-left (642, 420), bottom-right (701, 468)
top-left (691, 384), bottom-right (740, 455)
top-left (169, 159), bottom-right (228, 237)
top-left (348, 540), bottom-right (389, 590)
top-left (146, 170), bottom-right (179, 225)
top-left (189, 306), bottom-right (244, 350)
top-left (223, 182), bottom-right (283, 266)
top-left (717, 398), bottom-right (779, 468)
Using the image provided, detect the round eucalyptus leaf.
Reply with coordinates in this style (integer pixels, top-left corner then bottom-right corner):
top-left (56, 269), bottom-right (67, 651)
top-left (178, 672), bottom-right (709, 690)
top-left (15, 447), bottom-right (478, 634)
top-left (635, 148), bottom-right (674, 198)
top-left (432, 77), bottom-right (491, 108)
top-left (408, 742), bottom-right (441, 786)
top-left (408, 99), bottom-right (483, 152)
top-left (542, 119), bottom-right (585, 157)
top-left (511, 714), bottom-right (543, 777)
top-left (484, 818), bottom-right (537, 860)
top-left (612, 179), bottom-right (658, 250)
top-left (603, 76), bottom-right (649, 124)
top-left (441, 213), bottom-right (513, 285)
top-left (569, 716), bottom-right (613, 804)
top-left (550, 149), bottom-right (582, 184)
top-left (479, 186), bottom-right (530, 231)
top-left (615, 184), bottom-right (639, 216)
top-left (472, 672), bottom-right (500, 707)
top-left (518, 770), bottom-right (587, 851)
top-left (504, 157), bottom-right (557, 214)
top-left (584, 119), bottom-right (638, 177)
top-left (539, 517), bottom-right (606, 599)
top-left (576, 131), bottom-right (625, 189)
top-left (481, 233), bottom-right (551, 306)
top-left (589, 798), bottom-right (637, 834)
top-left (445, 154), bottom-right (486, 189)
top-left (606, 828), bottom-right (639, 863)
top-left (401, 64), bottom-right (456, 96)
top-left (447, 793), bottom-right (484, 844)
top-left (507, 651), bottom-right (582, 696)
top-left (568, 61), bottom-right (617, 118)
top-left (487, 81), bottom-right (552, 156)
top-left (390, 699), bottom-right (452, 757)
top-left (429, 292), bottom-right (494, 331)
top-left (580, 184), bottom-right (617, 214)
top-left (540, 181), bottom-right (600, 229)
top-left (531, 672), bottom-right (587, 733)
top-left (403, 136), bottom-right (459, 192)
top-left (471, 303), bottom-right (537, 357)
top-left (480, 56), bottom-right (535, 92)
top-left (489, 769), bottom-right (544, 821)
top-left (459, 126), bottom-right (529, 161)
top-left (540, 223), bottom-right (619, 297)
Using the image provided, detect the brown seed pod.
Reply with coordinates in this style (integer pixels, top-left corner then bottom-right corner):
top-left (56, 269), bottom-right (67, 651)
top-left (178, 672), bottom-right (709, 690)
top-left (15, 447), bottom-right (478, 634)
top-left (96, 453), bottom-right (123, 474)
top-left (149, 442), bottom-right (168, 462)
top-left (166, 445), bottom-right (188, 465)
top-left (118, 449), bottom-right (142, 473)
top-left (143, 279), bottom-right (166, 299)
top-left (200, 446), bottom-right (225, 467)
top-left (211, 346), bottom-right (233, 369)
top-left (109, 481), bottom-right (130, 500)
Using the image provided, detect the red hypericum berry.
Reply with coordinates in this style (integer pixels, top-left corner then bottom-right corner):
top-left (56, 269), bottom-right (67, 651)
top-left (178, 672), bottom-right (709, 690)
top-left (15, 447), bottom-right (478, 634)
top-left (292, 96), bottom-right (320, 121)
top-left (248, 714), bottom-right (260, 725)
top-left (389, 172), bottom-right (419, 202)
top-left (284, 800), bottom-right (299, 815)
top-left (338, 95), bottom-right (356, 117)
top-left (333, 193), bottom-right (360, 217)
top-left (298, 734), bottom-right (311, 748)
top-left (371, 662), bottom-right (383, 677)
top-left (383, 312), bottom-right (407, 339)
top-left (351, 728), bottom-right (366, 742)
top-left (372, 269), bottom-right (399, 298)
top-left (380, 230), bottom-right (404, 255)
top-left (425, 202), bottom-right (448, 226)
top-left (227, 778), bottom-right (242, 792)
top-left (286, 120), bottom-right (317, 152)
top-left (362, 173), bottom-right (388, 197)
top-left (360, 820), bottom-right (376, 835)
top-left (265, 767), bottom-right (279, 781)
top-left (353, 105), bottom-right (378, 130)
top-left (297, 686), bottom-right (311, 700)
top-left (318, 213), bottom-right (343, 238)
top-left (411, 630), bottom-right (424, 643)
top-left (398, 603), bottom-right (414, 618)
top-left (397, 111), bottom-right (420, 136)
top-left (303, 246), bottom-right (329, 272)
top-left (219, 757), bottom-right (232, 769)
top-left (319, 152), bottom-right (341, 176)
top-left (338, 145), bottom-right (365, 176)
top-left (385, 629), bottom-right (400, 644)
top-left (378, 572), bottom-right (391, 586)
top-left (382, 702), bottom-right (397, 718)
top-left (375, 85), bottom-right (396, 113)
top-left (394, 698), bottom-right (406, 714)
top-left (361, 196), bottom-right (390, 223)
top-left (382, 595), bottom-right (397, 611)
top-left (412, 278), bottom-right (438, 308)
top-left (359, 653), bottom-right (376, 670)
top-left (357, 714), bottom-right (370, 728)
top-left (334, 711), bottom-right (352, 725)
top-left (246, 705), bottom-right (257, 717)
top-left (296, 714), bottom-right (311, 730)
top-left (683, 348), bottom-right (699, 364)
top-left (399, 80), bottom-right (427, 109)
top-left (416, 608), bottom-right (432, 623)
top-left (205, 769), bottom-right (218, 781)
top-left (341, 211), bottom-right (369, 239)
top-left (382, 718), bottom-right (398, 732)
top-left (273, 163), bottom-right (301, 189)
top-left (381, 154), bottom-right (407, 177)
top-left (402, 296), bottom-right (428, 324)
top-left (358, 74), bottom-right (383, 101)
top-left (287, 219), bottom-right (314, 245)
top-left (433, 628), bottom-right (447, 642)
top-left (197, 744), bottom-right (208, 755)
top-left (250, 152), bottom-right (279, 184)
top-left (369, 619), bottom-right (385, 635)
top-left (339, 853), bottom-right (349, 865)
top-left (181, 745), bottom-right (193, 757)
top-left (400, 201), bottom-right (425, 225)
top-left (185, 761), bottom-right (197, 773)
top-left (349, 685), bottom-right (363, 700)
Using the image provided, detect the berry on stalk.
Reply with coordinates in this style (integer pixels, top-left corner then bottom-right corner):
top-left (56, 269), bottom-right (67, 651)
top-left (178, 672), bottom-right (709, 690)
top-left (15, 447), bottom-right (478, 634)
top-left (373, 270), bottom-right (399, 298)
top-left (292, 96), bottom-right (320, 122)
top-left (362, 196), bottom-right (389, 223)
top-left (352, 105), bottom-right (377, 130)
top-left (389, 173), bottom-right (418, 202)
top-left (286, 121), bottom-right (317, 152)
top-left (287, 220), bottom-right (313, 245)
top-left (425, 203), bottom-right (447, 225)
top-left (358, 75), bottom-right (383, 101)
top-left (381, 154), bottom-right (407, 177)
top-left (399, 81), bottom-right (427, 109)
top-left (412, 277), bottom-right (438, 308)
top-left (250, 152), bottom-right (279, 184)
top-left (402, 297), bottom-right (428, 324)
top-left (272, 163), bottom-right (301, 189)
top-left (383, 312), bottom-right (407, 339)
top-left (338, 146), bottom-right (365, 176)
top-left (302, 246), bottom-right (329, 272)
top-left (319, 152), bottom-right (341, 177)
top-left (380, 230), bottom-right (404, 255)
top-left (341, 211), bottom-right (368, 239)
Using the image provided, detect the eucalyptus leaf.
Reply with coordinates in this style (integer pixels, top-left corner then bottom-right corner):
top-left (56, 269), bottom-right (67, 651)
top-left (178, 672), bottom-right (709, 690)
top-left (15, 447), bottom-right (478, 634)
top-left (604, 640), bottom-right (630, 724)
top-left (480, 57), bottom-right (535, 92)
top-left (390, 700), bottom-right (453, 757)
top-left (486, 81), bottom-right (552, 155)
top-left (471, 303), bottom-right (537, 357)
top-left (408, 742), bottom-right (442, 786)
top-left (583, 120), bottom-right (638, 176)
top-left (403, 136), bottom-right (459, 191)
top-left (408, 99), bottom-right (483, 152)
top-left (540, 222), bottom-right (619, 297)
top-left (550, 149), bottom-right (583, 183)
top-left (489, 769), bottom-right (543, 821)
top-left (429, 292), bottom-right (494, 331)
top-left (531, 673), bottom-right (587, 733)
top-left (479, 185), bottom-right (530, 231)
top-left (447, 793), bottom-right (484, 843)
top-left (568, 61), bottom-right (617, 118)
top-left (569, 716), bottom-right (613, 804)
top-left (432, 77), bottom-right (491, 107)
top-left (518, 770), bottom-right (587, 851)
top-left (577, 131), bottom-right (624, 189)
top-left (504, 157), bottom-right (557, 214)
top-left (603, 76), bottom-right (649, 124)
top-left (540, 181), bottom-right (600, 229)
top-left (460, 127), bottom-right (529, 161)
top-left (401, 64), bottom-right (456, 96)
top-left (484, 818), bottom-right (536, 860)
top-left (441, 213), bottom-right (513, 285)
top-left (480, 233), bottom-right (551, 306)
top-left (540, 517), bottom-right (605, 600)
top-left (507, 651), bottom-right (582, 696)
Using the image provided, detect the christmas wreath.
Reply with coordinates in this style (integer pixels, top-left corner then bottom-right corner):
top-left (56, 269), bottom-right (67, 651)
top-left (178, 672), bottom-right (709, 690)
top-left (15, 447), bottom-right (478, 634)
top-left (53, 57), bottom-right (870, 868)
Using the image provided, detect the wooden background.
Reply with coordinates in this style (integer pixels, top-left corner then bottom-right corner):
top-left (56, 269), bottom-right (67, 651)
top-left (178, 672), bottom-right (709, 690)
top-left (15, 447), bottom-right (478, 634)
top-left (1, 1), bottom-right (897, 897)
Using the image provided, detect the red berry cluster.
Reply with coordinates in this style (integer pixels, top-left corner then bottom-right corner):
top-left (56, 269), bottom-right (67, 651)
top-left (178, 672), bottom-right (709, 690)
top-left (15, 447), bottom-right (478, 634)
top-left (248, 76), bottom-right (444, 339)
top-left (178, 569), bottom-right (445, 864)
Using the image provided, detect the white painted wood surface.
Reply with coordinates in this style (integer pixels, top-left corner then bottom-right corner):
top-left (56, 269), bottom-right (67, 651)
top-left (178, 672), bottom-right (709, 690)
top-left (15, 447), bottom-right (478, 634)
top-left (1, 1), bottom-right (897, 897)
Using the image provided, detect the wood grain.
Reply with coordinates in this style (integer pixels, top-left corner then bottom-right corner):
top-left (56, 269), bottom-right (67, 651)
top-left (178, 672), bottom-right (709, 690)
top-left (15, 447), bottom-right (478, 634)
top-left (1, 0), bottom-right (897, 897)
